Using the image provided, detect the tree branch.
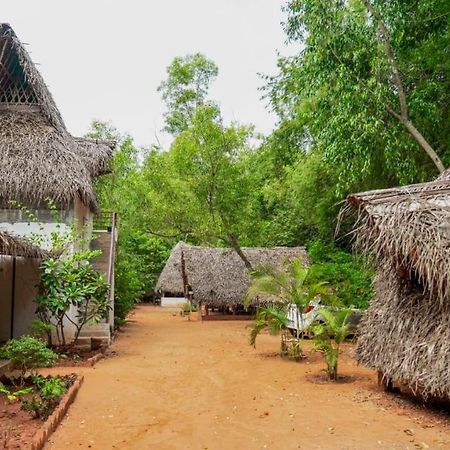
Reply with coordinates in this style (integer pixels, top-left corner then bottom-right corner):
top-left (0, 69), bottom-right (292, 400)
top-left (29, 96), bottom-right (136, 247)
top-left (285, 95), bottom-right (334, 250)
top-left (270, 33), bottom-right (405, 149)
top-left (364, 0), bottom-right (445, 173)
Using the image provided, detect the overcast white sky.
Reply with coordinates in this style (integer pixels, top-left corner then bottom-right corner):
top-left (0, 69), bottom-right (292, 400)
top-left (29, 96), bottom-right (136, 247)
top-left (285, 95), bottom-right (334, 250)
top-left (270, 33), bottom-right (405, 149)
top-left (3, 0), bottom-right (296, 148)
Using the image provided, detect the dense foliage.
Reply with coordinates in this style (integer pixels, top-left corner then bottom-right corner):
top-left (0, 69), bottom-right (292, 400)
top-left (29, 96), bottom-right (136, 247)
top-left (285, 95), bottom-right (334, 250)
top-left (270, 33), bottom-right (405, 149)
top-left (91, 1), bottom-right (448, 315)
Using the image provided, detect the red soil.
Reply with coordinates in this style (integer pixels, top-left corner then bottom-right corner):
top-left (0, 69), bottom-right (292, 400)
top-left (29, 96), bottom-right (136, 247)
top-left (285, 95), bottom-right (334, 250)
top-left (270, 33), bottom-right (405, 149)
top-left (0, 394), bottom-right (41, 449)
top-left (43, 305), bottom-right (449, 450)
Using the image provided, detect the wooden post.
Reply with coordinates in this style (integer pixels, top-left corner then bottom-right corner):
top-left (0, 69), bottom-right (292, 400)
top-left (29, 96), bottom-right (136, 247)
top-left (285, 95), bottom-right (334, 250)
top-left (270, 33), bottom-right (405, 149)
top-left (205, 305), bottom-right (209, 316)
top-left (198, 301), bottom-right (202, 322)
top-left (10, 257), bottom-right (16, 339)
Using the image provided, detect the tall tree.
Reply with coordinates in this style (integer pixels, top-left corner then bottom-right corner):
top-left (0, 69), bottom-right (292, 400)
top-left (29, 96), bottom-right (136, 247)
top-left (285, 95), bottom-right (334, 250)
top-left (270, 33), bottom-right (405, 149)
top-left (267, 0), bottom-right (449, 188)
top-left (158, 53), bottom-right (219, 135)
top-left (145, 54), bottom-right (258, 268)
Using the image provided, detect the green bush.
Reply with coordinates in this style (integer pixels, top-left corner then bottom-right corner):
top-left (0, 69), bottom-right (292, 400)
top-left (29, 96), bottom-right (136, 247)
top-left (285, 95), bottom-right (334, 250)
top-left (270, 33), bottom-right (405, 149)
top-left (306, 240), bottom-right (373, 309)
top-left (2, 336), bottom-right (58, 381)
top-left (21, 376), bottom-right (67, 419)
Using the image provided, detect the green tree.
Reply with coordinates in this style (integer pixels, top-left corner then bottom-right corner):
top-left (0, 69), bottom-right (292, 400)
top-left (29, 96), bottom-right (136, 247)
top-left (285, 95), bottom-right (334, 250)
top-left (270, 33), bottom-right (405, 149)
top-left (158, 53), bottom-right (219, 135)
top-left (267, 0), bottom-right (449, 190)
top-left (87, 121), bottom-right (172, 320)
top-left (146, 55), bottom-right (258, 268)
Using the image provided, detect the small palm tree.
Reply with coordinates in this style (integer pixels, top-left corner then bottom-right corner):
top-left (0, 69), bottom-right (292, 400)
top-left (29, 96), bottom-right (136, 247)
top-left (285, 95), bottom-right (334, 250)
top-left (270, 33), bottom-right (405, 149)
top-left (310, 309), bottom-right (352, 381)
top-left (245, 258), bottom-right (328, 358)
top-left (249, 304), bottom-right (289, 354)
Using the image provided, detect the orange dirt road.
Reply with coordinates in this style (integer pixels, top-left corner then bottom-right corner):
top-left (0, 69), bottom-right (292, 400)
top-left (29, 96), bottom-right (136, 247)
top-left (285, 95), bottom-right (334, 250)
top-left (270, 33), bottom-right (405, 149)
top-left (45, 305), bottom-right (449, 450)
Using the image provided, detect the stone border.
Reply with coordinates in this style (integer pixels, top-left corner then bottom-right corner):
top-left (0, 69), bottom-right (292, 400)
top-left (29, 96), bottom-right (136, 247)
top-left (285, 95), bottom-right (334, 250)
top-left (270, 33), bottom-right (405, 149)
top-left (85, 353), bottom-right (104, 366)
top-left (30, 375), bottom-right (84, 450)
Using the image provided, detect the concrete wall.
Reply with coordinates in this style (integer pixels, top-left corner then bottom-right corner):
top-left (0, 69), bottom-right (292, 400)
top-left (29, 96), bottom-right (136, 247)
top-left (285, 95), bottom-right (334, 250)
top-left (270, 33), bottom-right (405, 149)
top-left (0, 208), bottom-right (73, 250)
top-left (73, 197), bottom-right (93, 252)
top-left (0, 256), bottom-right (13, 341)
top-left (0, 256), bottom-right (40, 341)
top-left (0, 199), bottom-right (95, 343)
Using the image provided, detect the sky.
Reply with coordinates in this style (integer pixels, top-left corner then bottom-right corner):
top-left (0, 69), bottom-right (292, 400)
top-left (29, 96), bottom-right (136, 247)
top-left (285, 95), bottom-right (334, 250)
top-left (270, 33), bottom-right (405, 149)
top-left (3, 0), bottom-right (297, 149)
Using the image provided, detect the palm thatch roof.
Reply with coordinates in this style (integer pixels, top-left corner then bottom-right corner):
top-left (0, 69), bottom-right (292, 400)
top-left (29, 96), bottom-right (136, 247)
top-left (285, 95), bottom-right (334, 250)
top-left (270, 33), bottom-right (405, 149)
top-left (344, 171), bottom-right (450, 399)
top-left (0, 23), bottom-right (114, 211)
top-left (0, 230), bottom-right (49, 258)
top-left (156, 242), bottom-right (309, 307)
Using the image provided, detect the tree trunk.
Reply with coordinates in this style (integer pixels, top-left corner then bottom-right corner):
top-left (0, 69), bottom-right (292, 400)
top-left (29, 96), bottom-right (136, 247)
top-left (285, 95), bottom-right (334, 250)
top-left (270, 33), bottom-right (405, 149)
top-left (227, 233), bottom-right (252, 270)
top-left (364, 0), bottom-right (445, 174)
top-left (403, 120), bottom-right (445, 173)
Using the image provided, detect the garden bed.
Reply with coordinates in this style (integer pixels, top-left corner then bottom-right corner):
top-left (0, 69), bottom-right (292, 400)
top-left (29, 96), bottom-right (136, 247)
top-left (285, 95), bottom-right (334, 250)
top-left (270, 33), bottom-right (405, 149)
top-left (54, 348), bottom-right (106, 367)
top-left (0, 373), bottom-right (81, 450)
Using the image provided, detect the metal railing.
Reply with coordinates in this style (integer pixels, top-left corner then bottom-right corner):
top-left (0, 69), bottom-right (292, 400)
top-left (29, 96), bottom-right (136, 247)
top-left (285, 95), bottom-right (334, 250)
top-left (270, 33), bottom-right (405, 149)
top-left (93, 211), bottom-right (116, 231)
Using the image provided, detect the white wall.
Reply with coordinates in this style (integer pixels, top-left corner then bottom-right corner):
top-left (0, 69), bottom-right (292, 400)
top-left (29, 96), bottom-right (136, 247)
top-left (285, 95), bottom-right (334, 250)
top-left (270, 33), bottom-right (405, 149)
top-left (0, 208), bottom-right (73, 250)
top-left (161, 296), bottom-right (187, 308)
top-left (0, 204), bottom-right (94, 343)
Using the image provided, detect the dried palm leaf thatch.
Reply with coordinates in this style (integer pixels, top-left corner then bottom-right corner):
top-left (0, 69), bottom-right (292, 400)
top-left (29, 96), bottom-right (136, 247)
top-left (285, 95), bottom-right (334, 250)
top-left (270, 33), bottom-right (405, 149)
top-left (155, 242), bottom-right (186, 295)
top-left (356, 265), bottom-right (450, 399)
top-left (0, 230), bottom-right (49, 258)
top-left (156, 242), bottom-right (309, 307)
top-left (0, 111), bottom-right (98, 209)
top-left (344, 171), bottom-right (450, 399)
top-left (0, 23), bottom-right (65, 131)
top-left (344, 173), bottom-right (450, 304)
top-left (0, 24), bottom-right (115, 211)
top-left (73, 138), bottom-right (115, 177)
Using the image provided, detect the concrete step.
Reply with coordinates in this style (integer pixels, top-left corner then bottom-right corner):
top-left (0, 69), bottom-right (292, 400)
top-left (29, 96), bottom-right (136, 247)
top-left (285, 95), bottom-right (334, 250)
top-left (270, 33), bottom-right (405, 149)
top-left (78, 323), bottom-right (110, 338)
top-left (74, 336), bottom-right (110, 349)
top-left (0, 359), bottom-right (12, 375)
top-left (77, 331), bottom-right (110, 338)
top-left (78, 323), bottom-right (110, 332)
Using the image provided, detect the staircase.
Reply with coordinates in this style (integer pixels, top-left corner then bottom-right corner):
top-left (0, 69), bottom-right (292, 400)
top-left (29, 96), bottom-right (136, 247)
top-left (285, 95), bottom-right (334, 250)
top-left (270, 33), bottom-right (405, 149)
top-left (75, 213), bottom-right (117, 348)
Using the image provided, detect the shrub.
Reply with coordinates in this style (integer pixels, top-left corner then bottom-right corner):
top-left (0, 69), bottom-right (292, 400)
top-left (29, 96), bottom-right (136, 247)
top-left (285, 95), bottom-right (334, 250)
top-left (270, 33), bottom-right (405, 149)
top-left (2, 336), bottom-right (58, 382)
top-left (37, 251), bottom-right (110, 349)
top-left (309, 309), bottom-right (352, 381)
top-left (29, 320), bottom-right (55, 345)
top-left (306, 240), bottom-right (373, 309)
top-left (21, 376), bottom-right (67, 419)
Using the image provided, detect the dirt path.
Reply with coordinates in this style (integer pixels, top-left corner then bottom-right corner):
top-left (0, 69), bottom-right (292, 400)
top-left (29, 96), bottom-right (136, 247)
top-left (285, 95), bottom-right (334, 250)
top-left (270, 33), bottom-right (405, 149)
top-left (45, 305), bottom-right (449, 450)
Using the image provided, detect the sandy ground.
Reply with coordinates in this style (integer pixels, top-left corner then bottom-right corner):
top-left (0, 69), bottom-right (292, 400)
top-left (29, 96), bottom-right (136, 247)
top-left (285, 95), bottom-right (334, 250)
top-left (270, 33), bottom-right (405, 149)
top-left (44, 305), bottom-right (449, 450)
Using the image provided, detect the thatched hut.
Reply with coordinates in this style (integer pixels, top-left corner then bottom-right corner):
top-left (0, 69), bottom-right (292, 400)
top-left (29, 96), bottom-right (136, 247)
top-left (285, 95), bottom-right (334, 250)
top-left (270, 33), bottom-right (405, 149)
top-left (156, 242), bottom-right (309, 312)
top-left (344, 171), bottom-right (450, 399)
top-left (0, 23), bottom-right (116, 343)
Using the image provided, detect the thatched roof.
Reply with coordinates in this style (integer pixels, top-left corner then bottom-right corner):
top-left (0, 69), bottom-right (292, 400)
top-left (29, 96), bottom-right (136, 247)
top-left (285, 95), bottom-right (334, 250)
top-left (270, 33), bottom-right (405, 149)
top-left (73, 138), bottom-right (115, 178)
top-left (0, 24), bottom-right (114, 211)
top-left (344, 171), bottom-right (450, 399)
top-left (0, 230), bottom-right (49, 258)
top-left (156, 242), bottom-right (309, 307)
